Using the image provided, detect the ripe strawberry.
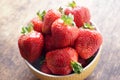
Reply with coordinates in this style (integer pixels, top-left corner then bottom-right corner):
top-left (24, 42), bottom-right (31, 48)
top-left (40, 61), bottom-right (52, 74)
top-left (51, 14), bottom-right (79, 49)
top-left (31, 17), bottom-right (43, 32)
top-left (44, 35), bottom-right (54, 52)
top-left (46, 47), bottom-right (83, 75)
top-left (31, 11), bottom-right (46, 32)
top-left (64, 1), bottom-right (90, 27)
top-left (42, 9), bottom-right (61, 34)
top-left (75, 23), bottom-right (103, 59)
top-left (18, 24), bottom-right (44, 63)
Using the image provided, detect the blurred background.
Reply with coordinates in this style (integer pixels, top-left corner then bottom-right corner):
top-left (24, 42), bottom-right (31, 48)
top-left (0, 0), bottom-right (120, 80)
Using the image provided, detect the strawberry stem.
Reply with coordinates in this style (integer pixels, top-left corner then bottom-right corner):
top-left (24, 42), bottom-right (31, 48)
top-left (61, 14), bottom-right (75, 26)
top-left (37, 10), bottom-right (46, 21)
top-left (21, 23), bottom-right (33, 34)
top-left (68, 1), bottom-right (76, 8)
top-left (58, 7), bottom-right (63, 14)
top-left (71, 61), bottom-right (83, 74)
top-left (83, 23), bottom-right (95, 30)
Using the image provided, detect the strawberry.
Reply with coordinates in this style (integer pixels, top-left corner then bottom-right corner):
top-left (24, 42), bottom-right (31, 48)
top-left (75, 23), bottom-right (103, 59)
top-left (64, 1), bottom-right (91, 27)
top-left (31, 17), bottom-right (43, 32)
top-left (51, 14), bottom-right (79, 49)
top-left (46, 47), bottom-right (83, 75)
top-left (42, 9), bottom-right (61, 34)
top-left (31, 11), bottom-right (46, 32)
top-left (18, 24), bottom-right (44, 63)
top-left (40, 61), bottom-right (52, 74)
top-left (44, 35), bottom-right (54, 52)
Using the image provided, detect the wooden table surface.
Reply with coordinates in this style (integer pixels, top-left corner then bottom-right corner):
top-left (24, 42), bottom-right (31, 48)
top-left (0, 0), bottom-right (120, 80)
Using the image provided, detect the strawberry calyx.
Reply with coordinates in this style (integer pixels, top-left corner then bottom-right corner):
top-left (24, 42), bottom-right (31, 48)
top-left (83, 23), bottom-right (95, 30)
top-left (21, 23), bottom-right (33, 34)
top-left (61, 14), bottom-right (75, 26)
top-left (68, 1), bottom-right (76, 8)
top-left (71, 61), bottom-right (83, 74)
top-left (37, 10), bottom-right (46, 21)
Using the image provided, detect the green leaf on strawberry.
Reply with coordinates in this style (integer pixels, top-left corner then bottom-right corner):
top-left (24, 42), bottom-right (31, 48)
top-left (61, 14), bottom-right (75, 26)
top-left (21, 23), bottom-right (33, 34)
top-left (83, 23), bottom-right (95, 30)
top-left (37, 10), bottom-right (46, 21)
top-left (71, 61), bottom-right (83, 74)
top-left (68, 1), bottom-right (76, 8)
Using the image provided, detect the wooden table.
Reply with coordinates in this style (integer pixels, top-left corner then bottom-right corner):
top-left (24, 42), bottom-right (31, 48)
top-left (0, 0), bottom-right (120, 80)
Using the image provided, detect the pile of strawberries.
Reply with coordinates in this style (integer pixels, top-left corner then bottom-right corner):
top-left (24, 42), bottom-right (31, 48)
top-left (18, 1), bottom-right (102, 75)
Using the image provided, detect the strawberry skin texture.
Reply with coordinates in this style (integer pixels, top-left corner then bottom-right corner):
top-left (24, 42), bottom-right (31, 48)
top-left (65, 6), bottom-right (90, 27)
top-left (46, 47), bottom-right (78, 75)
top-left (75, 29), bottom-right (102, 59)
top-left (40, 61), bottom-right (52, 74)
top-left (51, 19), bottom-right (79, 49)
top-left (44, 35), bottom-right (54, 52)
top-left (18, 31), bottom-right (44, 63)
top-left (31, 17), bottom-right (43, 32)
top-left (42, 9), bottom-right (61, 34)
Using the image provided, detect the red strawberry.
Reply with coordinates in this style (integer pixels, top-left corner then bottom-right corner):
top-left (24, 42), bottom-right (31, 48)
top-left (44, 35), bottom-right (54, 52)
top-left (51, 14), bottom-right (79, 49)
top-left (31, 11), bottom-right (46, 32)
top-left (75, 23), bottom-right (103, 59)
top-left (18, 24), bottom-right (44, 63)
top-left (42, 9), bottom-right (61, 34)
top-left (64, 1), bottom-right (90, 27)
top-left (40, 61), bottom-right (52, 74)
top-left (46, 47), bottom-right (83, 75)
top-left (31, 17), bottom-right (43, 32)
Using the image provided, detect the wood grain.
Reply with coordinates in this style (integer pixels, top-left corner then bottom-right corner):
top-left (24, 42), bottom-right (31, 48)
top-left (0, 0), bottom-right (120, 80)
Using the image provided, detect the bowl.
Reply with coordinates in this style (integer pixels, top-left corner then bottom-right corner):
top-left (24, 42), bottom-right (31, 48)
top-left (24, 22), bottom-right (102, 80)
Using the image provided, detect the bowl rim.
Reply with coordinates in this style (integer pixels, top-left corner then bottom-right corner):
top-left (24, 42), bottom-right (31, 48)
top-left (25, 21), bottom-right (102, 77)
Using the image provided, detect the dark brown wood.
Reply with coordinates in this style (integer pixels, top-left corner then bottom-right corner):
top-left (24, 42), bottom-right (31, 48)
top-left (0, 0), bottom-right (120, 80)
